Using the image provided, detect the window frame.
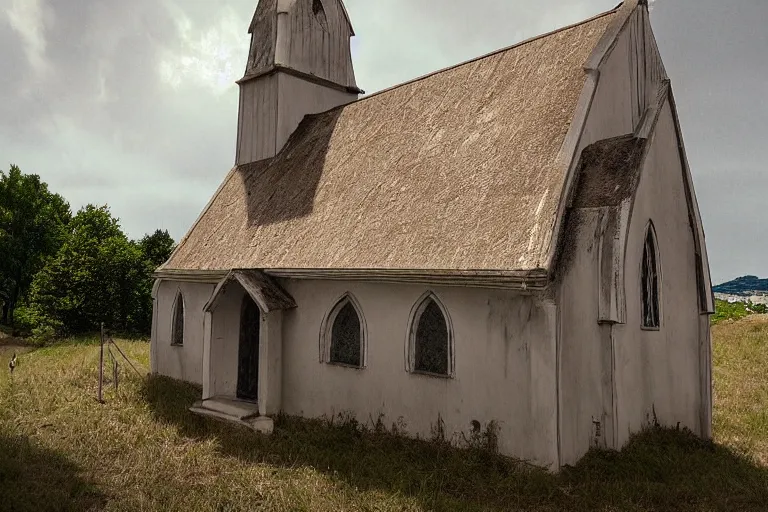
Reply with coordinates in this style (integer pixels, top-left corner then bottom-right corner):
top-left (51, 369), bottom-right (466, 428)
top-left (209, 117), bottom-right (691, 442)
top-left (320, 293), bottom-right (367, 369)
top-left (640, 220), bottom-right (662, 331)
top-left (406, 291), bottom-right (455, 379)
top-left (171, 290), bottom-right (186, 347)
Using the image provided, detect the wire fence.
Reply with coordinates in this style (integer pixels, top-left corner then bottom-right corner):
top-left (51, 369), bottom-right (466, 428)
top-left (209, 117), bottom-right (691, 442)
top-left (97, 322), bottom-right (146, 403)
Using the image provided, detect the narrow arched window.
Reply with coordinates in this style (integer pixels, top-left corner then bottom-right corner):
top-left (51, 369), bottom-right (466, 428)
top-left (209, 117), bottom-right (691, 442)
top-left (641, 222), bottom-right (660, 329)
top-left (172, 292), bottom-right (185, 346)
top-left (313, 0), bottom-right (328, 31)
top-left (323, 294), bottom-right (365, 368)
top-left (408, 293), bottom-right (453, 377)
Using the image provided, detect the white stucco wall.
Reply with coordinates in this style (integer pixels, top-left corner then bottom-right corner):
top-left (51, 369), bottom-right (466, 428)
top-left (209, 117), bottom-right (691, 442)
top-left (580, 8), bottom-right (665, 152)
top-left (279, 280), bottom-right (559, 467)
top-left (555, 6), bottom-right (706, 466)
top-left (556, 209), bottom-right (610, 466)
top-left (152, 280), bottom-right (215, 385)
top-left (612, 98), bottom-right (704, 447)
top-left (209, 283), bottom-right (245, 398)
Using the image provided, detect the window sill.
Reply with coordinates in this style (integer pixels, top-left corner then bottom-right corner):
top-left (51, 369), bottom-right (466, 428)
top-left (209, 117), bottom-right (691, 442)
top-left (640, 326), bottom-right (660, 332)
top-left (326, 361), bottom-right (365, 370)
top-left (171, 343), bottom-right (184, 347)
top-left (409, 370), bottom-right (453, 380)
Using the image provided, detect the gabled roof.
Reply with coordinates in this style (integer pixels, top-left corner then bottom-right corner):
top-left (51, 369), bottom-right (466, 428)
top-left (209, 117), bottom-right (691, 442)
top-left (163, 6), bottom-right (620, 275)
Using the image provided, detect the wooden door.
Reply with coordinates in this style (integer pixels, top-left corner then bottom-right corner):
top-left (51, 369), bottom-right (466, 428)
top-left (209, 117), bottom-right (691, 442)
top-left (237, 295), bottom-right (260, 401)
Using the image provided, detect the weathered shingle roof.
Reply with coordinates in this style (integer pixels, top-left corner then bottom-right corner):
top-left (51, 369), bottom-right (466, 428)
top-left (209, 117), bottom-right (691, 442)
top-left (164, 8), bottom-right (617, 273)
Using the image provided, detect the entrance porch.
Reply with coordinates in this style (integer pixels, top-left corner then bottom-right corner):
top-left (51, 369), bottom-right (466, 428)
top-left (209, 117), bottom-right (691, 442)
top-left (191, 270), bottom-right (296, 433)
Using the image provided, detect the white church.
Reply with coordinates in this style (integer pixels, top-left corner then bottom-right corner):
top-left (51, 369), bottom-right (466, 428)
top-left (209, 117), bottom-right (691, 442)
top-left (150, 0), bottom-right (714, 469)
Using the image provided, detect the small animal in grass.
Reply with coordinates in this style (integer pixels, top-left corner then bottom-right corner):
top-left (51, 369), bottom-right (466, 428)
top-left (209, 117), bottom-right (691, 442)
top-left (9, 353), bottom-right (17, 373)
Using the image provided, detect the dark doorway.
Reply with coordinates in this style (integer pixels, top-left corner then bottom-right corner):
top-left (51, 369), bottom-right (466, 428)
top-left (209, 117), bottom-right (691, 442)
top-left (237, 295), bottom-right (260, 401)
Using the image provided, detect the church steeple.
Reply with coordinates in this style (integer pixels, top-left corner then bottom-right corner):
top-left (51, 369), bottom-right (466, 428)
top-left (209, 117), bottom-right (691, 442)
top-left (235, 0), bottom-right (362, 165)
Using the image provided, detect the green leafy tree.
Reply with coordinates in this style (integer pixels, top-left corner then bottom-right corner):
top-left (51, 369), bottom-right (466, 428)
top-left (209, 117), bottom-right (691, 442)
top-left (27, 205), bottom-right (139, 334)
top-left (131, 229), bottom-right (176, 334)
top-left (27, 206), bottom-right (174, 337)
top-left (139, 229), bottom-right (176, 269)
top-left (0, 165), bottom-right (71, 325)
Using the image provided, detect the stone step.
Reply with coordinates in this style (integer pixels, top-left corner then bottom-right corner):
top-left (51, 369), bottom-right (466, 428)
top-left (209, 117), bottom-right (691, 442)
top-left (190, 397), bottom-right (274, 434)
top-left (199, 396), bottom-right (260, 420)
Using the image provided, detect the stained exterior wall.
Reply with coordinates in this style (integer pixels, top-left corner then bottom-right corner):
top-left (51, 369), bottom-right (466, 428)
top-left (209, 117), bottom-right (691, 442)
top-left (612, 98), bottom-right (703, 448)
top-left (151, 280), bottom-right (216, 385)
top-left (151, 277), bottom-right (560, 467)
top-left (556, 209), bottom-right (610, 466)
top-left (556, 4), bottom-right (705, 466)
top-left (278, 280), bottom-right (559, 467)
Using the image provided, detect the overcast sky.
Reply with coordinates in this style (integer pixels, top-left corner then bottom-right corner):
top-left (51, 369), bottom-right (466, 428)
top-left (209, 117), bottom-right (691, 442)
top-left (1, 0), bottom-right (765, 285)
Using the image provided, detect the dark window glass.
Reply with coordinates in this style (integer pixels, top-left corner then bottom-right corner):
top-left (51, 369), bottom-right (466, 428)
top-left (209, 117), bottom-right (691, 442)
top-left (330, 301), bottom-right (361, 366)
top-left (642, 228), bottom-right (660, 328)
top-left (172, 294), bottom-right (184, 345)
top-left (313, 0), bottom-right (328, 30)
top-left (414, 299), bottom-right (449, 375)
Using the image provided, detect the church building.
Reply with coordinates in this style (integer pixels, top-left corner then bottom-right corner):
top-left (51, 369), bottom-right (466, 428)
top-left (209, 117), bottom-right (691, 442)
top-left (151, 0), bottom-right (714, 469)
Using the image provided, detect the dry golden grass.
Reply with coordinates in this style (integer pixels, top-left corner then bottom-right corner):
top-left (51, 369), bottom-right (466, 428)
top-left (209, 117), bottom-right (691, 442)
top-left (0, 317), bottom-right (767, 511)
top-left (712, 314), bottom-right (768, 465)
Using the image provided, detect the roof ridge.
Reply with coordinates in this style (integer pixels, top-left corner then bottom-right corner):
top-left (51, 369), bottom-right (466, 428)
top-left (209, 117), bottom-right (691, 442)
top-left (312, 4), bottom-right (622, 116)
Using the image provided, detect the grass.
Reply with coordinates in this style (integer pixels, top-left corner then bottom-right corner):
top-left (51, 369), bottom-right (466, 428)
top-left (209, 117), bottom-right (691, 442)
top-left (0, 319), bottom-right (767, 511)
top-left (711, 299), bottom-right (768, 325)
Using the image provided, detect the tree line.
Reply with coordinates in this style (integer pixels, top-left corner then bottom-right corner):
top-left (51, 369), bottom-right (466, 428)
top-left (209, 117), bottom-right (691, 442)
top-left (0, 164), bottom-right (175, 340)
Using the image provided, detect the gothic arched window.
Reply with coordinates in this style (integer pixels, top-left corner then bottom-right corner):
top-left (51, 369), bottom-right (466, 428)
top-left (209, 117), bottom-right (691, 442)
top-left (322, 294), bottom-right (366, 368)
top-left (641, 222), bottom-right (661, 329)
top-left (407, 293), bottom-right (453, 377)
top-left (171, 291), bottom-right (185, 346)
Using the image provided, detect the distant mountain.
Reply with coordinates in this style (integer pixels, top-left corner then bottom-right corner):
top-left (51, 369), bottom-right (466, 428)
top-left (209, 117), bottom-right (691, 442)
top-left (713, 275), bottom-right (768, 296)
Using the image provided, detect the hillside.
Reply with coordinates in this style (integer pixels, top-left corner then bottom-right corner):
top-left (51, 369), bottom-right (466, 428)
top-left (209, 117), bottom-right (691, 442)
top-left (1, 322), bottom-right (768, 511)
top-left (713, 275), bottom-right (768, 296)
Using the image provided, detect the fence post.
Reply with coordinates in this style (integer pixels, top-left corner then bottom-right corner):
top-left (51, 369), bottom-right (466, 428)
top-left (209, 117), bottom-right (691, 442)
top-left (98, 323), bottom-right (104, 403)
top-left (113, 343), bottom-right (119, 392)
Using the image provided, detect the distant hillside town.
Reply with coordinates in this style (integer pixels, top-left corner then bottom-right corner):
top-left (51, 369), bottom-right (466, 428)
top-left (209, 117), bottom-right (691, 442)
top-left (713, 275), bottom-right (768, 305)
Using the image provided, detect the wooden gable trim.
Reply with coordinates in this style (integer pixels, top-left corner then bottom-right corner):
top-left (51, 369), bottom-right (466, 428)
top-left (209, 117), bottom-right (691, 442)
top-left (666, 88), bottom-right (715, 315)
top-left (204, 270), bottom-right (296, 313)
top-left (542, 0), bottom-right (643, 276)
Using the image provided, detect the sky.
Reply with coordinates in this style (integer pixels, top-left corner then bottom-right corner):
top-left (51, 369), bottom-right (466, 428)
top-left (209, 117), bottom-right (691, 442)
top-left (0, 0), bottom-right (765, 285)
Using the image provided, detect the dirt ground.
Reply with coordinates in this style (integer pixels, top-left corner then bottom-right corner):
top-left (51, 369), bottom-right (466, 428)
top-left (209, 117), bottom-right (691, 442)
top-left (0, 330), bottom-right (33, 366)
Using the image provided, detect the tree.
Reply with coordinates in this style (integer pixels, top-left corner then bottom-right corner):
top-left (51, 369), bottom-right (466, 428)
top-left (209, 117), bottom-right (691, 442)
top-left (27, 205), bottom-right (173, 337)
top-left (27, 204), bottom-right (139, 334)
top-left (131, 229), bottom-right (176, 333)
top-left (139, 229), bottom-right (176, 269)
top-left (0, 165), bottom-right (71, 325)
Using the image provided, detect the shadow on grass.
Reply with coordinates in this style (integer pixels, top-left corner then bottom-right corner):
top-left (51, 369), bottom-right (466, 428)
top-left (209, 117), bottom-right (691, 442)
top-left (142, 376), bottom-right (768, 511)
top-left (0, 434), bottom-right (106, 512)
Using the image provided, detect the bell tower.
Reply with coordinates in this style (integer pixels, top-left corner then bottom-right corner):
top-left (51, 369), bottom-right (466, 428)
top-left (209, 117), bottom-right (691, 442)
top-left (235, 0), bottom-right (363, 165)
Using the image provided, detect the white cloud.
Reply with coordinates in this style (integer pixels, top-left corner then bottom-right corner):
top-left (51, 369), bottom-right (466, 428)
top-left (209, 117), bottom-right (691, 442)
top-left (4, 0), bottom-right (50, 77)
top-left (158, 4), bottom-right (247, 95)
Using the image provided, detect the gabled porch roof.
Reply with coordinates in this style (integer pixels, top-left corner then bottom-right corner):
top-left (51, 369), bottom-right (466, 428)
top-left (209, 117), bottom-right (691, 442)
top-left (204, 269), bottom-right (297, 313)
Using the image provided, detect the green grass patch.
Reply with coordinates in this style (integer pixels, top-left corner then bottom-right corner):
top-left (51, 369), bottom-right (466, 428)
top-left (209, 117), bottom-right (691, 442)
top-left (712, 299), bottom-right (768, 325)
top-left (0, 320), bottom-right (767, 511)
